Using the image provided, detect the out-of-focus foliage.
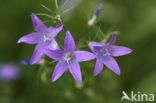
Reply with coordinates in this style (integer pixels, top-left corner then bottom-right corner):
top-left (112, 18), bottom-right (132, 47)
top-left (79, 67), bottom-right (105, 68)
top-left (0, 0), bottom-right (156, 103)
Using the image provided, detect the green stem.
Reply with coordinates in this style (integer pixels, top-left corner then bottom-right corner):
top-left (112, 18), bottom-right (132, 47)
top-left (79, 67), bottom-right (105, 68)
top-left (55, 0), bottom-right (58, 9)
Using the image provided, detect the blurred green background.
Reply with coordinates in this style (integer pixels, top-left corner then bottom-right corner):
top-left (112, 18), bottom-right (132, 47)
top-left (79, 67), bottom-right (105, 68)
top-left (0, 0), bottom-right (156, 103)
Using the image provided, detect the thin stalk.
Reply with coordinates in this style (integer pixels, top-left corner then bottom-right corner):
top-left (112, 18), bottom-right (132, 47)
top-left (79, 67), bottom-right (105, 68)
top-left (55, 0), bottom-right (58, 9)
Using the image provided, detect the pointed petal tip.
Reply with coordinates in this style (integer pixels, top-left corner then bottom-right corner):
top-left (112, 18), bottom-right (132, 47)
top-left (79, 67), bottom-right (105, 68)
top-left (116, 71), bottom-right (121, 76)
top-left (31, 13), bottom-right (37, 20)
top-left (31, 13), bottom-right (39, 21)
top-left (75, 77), bottom-right (82, 83)
top-left (17, 39), bottom-right (21, 44)
top-left (57, 24), bottom-right (64, 31)
top-left (59, 24), bottom-right (64, 27)
top-left (112, 68), bottom-right (121, 76)
top-left (114, 69), bottom-right (120, 75)
top-left (93, 73), bottom-right (98, 76)
top-left (124, 47), bottom-right (133, 55)
top-left (17, 38), bottom-right (27, 44)
top-left (113, 32), bottom-right (116, 36)
top-left (66, 30), bottom-right (71, 37)
top-left (66, 30), bottom-right (70, 34)
top-left (76, 79), bottom-right (82, 84)
top-left (31, 13), bottom-right (35, 17)
top-left (17, 37), bottom-right (24, 44)
top-left (129, 48), bottom-right (133, 53)
top-left (109, 33), bottom-right (116, 45)
top-left (78, 81), bottom-right (82, 84)
top-left (51, 78), bottom-right (57, 82)
top-left (52, 74), bottom-right (60, 82)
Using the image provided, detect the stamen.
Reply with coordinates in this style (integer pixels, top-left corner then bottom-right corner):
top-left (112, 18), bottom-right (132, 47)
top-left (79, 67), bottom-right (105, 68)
top-left (103, 52), bottom-right (111, 56)
top-left (43, 33), bottom-right (53, 42)
top-left (64, 52), bottom-right (75, 64)
top-left (102, 49), bottom-right (111, 56)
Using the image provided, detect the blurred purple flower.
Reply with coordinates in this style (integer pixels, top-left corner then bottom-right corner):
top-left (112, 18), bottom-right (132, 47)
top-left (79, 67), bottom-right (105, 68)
top-left (17, 13), bottom-right (63, 64)
top-left (60, 0), bottom-right (80, 20)
top-left (45, 30), bottom-right (95, 83)
top-left (0, 64), bottom-right (20, 82)
top-left (20, 59), bottom-right (30, 65)
top-left (89, 34), bottom-right (132, 76)
top-left (95, 4), bottom-right (103, 17)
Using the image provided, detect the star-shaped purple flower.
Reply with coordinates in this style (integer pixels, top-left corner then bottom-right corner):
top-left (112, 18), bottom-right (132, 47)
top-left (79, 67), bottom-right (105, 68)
top-left (17, 13), bottom-right (63, 64)
top-left (89, 34), bottom-right (132, 76)
top-left (45, 30), bottom-right (96, 83)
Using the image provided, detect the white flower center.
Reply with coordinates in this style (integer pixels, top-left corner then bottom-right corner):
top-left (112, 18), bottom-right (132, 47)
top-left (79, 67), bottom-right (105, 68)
top-left (64, 52), bottom-right (75, 64)
top-left (43, 33), bottom-right (53, 42)
top-left (103, 49), bottom-right (111, 56)
top-left (99, 47), bottom-right (111, 57)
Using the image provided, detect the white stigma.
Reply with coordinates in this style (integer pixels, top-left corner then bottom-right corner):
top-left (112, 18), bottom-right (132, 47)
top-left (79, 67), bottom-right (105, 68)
top-left (43, 33), bottom-right (53, 42)
top-left (64, 52), bottom-right (74, 64)
top-left (103, 49), bottom-right (111, 56)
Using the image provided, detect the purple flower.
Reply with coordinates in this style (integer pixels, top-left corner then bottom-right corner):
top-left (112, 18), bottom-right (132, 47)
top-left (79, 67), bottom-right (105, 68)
top-left (45, 31), bottom-right (96, 83)
top-left (20, 59), bottom-right (30, 65)
top-left (89, 34), bottom-right (132, 76)
top-left (0, 64), bottom-right (20, 82)
top-left (17, 13), bottom-right (64, 64)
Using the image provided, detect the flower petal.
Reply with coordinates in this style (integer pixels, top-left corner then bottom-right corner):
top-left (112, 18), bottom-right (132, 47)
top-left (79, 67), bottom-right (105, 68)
top-left (52, 61), bottom-right (68, 82)
top-left (64, 30), bottom-right (76, 51)
top-left (89, 42), bottom-right (104, 53)
top-left (45, 49), bottom-right (63, 61)
top-left (94, 59), bottom-right (103, 76)
top-left (30, 44), bottom-right (44, 64)
top-left (93, 46), bottom-right (102, 54)
top-left (49, 39), bottom-right (61, 50)
top-left (17, 33), bottom-right (41, 44)
top-left (49, 24), bottom-right (64, 37)
top-left (69, 61), bottom-right (82, 83)
top-left (31, 13), bottom-right (47, 32)
top-left (74, 51), bottom-right (96, 62)
top-left (109, 46), bottom-right (132, 57)
top-left (108, 33), bottom-right (116, 45)
top-left (102, 56), bottom-right (120, 75)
